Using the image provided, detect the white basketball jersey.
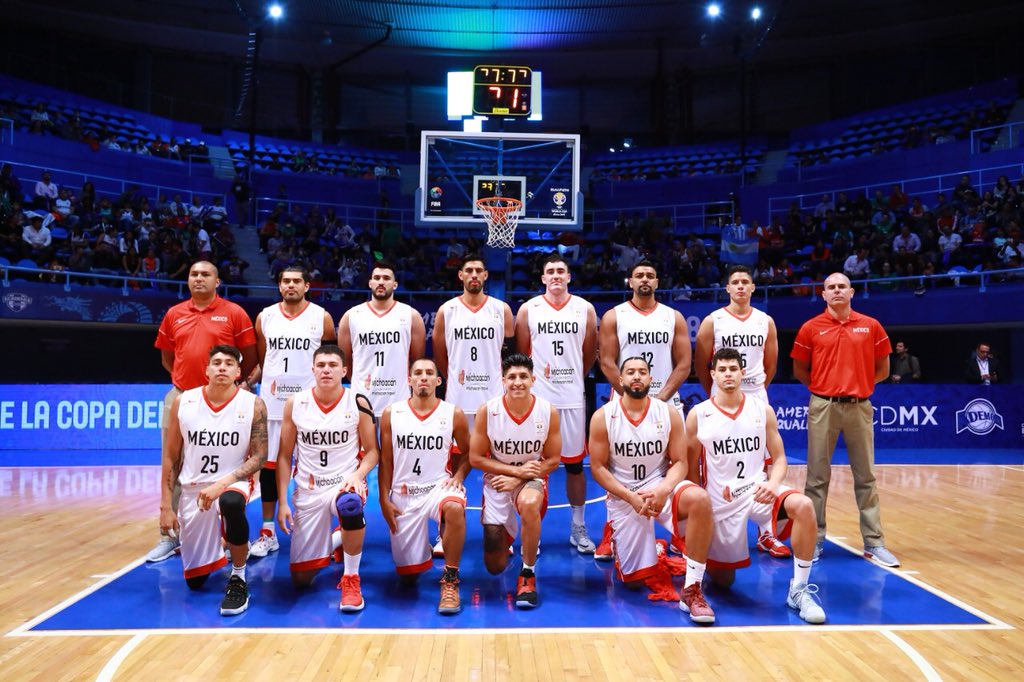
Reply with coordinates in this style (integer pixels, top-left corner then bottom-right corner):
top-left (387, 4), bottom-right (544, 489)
top-left (290, 387), bottom-right (362, 491)
top-left (389, 399), bottom-right (456, 491)
top-left (347, 300), bottom-right (414, 416)
top-left (604, 397), bottom-right (672, 491)
top-left (525, 294), bottom-right (589, 408)
top-left (485, 394), bottom-right (552, 467)
top-left (615, 301), bottom-right (676, 397)
top-left (178, 387), bottom-right (256, 486)
top-left (693, 396), bottom-right (769, 507)
top-left (442, 295), bottom-right (506, 412)
top-left (260, 301), bottom-right (326, 420)
top-left (709, 307), bottom-right (770, 393)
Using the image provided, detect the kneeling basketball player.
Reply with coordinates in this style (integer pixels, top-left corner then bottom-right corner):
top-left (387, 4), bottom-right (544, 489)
top-left (469, 353), bottom-right (561, 609)
top-left (159, 344), bottom-right (268, 617)
top-left (378, 357), bottom-right (472, 615)
top-left (589, 356), bottom-right (716, 624)
top-left (276, 344), bottom-right (379, 612)
top-left (686, 348), bottom-right (826, 624)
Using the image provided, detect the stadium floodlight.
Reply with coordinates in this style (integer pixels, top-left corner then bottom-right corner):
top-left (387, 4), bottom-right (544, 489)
top-left (751, 7), bottom-right (762, 20)
top-left (268, 3), bottom-right (284, 21)
top-left (706, 3), bottom-right (722, 18)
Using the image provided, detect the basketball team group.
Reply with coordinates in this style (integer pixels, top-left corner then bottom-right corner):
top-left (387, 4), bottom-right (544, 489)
top-left (150, 252), bottom-right (899, 626)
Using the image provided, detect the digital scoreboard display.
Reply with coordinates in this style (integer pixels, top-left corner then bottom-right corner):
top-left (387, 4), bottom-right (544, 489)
top-left (472, 65), bottom-right (532, 117)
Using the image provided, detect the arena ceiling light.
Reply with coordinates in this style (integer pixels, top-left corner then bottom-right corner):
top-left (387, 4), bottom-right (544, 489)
top-left (267, 3), bottom-right (284, 21)
top-left (751, 7), bottom-right (762, 21)
top-left (706, 3), bottom-right (722, 19)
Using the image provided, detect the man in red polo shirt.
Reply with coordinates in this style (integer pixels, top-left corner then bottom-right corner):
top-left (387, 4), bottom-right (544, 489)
top-left (146, 260), bottom-right (258, 562)
top-left (790, 272), bottom-right (899, 569)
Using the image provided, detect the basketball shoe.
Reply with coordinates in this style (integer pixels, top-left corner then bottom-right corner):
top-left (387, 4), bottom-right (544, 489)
top-left (438, 573), bottom-right (461, 615)
top-left (594, 522), bottom-right (614, 561)
top-left (787, 580), bottom-right (826, 624)
top-left (339, 574), bottom-right (365, 612)
top-left (145, 536), bottom-right (180, 563)
top-left (249, 529), bottom-right (279, 558)
top-left (755, 531), bottom-right (792, 558)
top-left (220, 576), bottom-right (249, 616)
top-left (678, 583), bottom-right (715, 624)
top-left (569, 523), bottom-right (596, 554)
top-left (515, 569), bottom-right (538, 609)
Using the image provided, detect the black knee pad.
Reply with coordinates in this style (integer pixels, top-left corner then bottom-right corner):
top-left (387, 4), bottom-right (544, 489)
top-left (336, 492), bottom-right (366, 531)
top-left (186, 574), bottom-right (209, 590)
top-left (564, 461), bottom-right (584, 475)
top-left (259, 467), bottom-right (278, 503)
top-left (219, 490), bottom-right (250, 546)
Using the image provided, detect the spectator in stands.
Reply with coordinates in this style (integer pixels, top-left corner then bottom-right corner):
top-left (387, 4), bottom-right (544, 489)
top-left (952, 174), bottom-right (978, 209)
top-left (204, 196), bottom-right (228, 230)
top-left (162, 240), bottom-right (189, 281)
top-left (892, 224), bottom-right (922, 273)
top-left (889, 342), bottom-right (921, 383)
top-left (188, 196), bottom-right (207, 224)
top-left (937, 223), bottom-right (963, 267)
top-left (888, 184), bottom-right (908, 215)
top-left (29, 103), bottom-right (55, 135)
top-left (834, 192), bottom-right (853, 215)
top-left (34, 171), bottom-right (59, 211)
top-left (53, 188), bottom-right (79, 229)
top-left (996, 235), bottom-right (1024, 266)
top-left (220, 254), bottom-right (249, 288)
top-left (122, 245), bottom-right (142, 279)
top-left (843, 247), bottom-right (871, 280)
top-left (0, 164), bottom-right (20, 206)
top-left (993, 175), bottom-right (1012, 201)
top-left (230, 174), bottom-right (251, 228)
top-left (68, 244), bottom-right (93, 280)
top-left (907, 197), bottom-right (928, 230)
top-left (22, 215), bottom-right (53, 265)
top-left (813, 194), bottom-right (833, 218)
top-left (167, 137), bottom-right (182, 161)
top-left (142, 247), bottom-right (161, 282)
top-left (964, 343), bottom-right (999, 385)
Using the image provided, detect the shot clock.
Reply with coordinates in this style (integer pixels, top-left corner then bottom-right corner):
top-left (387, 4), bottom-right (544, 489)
top-left (473, 65), bottom-right (532, 116)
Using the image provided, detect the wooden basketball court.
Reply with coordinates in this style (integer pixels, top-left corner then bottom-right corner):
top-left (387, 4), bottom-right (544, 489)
top-left (2, 463), bottom-right (1021, 680)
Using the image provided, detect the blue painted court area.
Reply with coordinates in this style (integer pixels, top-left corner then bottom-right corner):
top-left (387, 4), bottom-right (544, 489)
top-left (32, 468), bottom-right (986, 632)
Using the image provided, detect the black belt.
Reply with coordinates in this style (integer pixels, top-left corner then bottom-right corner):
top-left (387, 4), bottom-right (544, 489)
top-left (812, 393), bottom-right (867, 404)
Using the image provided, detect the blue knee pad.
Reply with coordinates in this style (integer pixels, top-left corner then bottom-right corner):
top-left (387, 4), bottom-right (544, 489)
top-left (336, 492), bottom-right (366, 531)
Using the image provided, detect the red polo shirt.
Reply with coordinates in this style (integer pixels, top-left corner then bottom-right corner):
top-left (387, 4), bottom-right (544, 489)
top-left (790, 309), bottom-right (890, 399)
top-left (155, 296), bottom-right (256, 390)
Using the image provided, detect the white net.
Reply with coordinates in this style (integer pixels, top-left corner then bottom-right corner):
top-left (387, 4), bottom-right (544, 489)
top-left (478, 197), bottom-right (521, 249)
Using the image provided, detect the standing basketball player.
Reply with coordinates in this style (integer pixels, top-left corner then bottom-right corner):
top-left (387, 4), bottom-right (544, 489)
top-left (276, 345), bottom-right (379, 612)
top-left (515, 253), bottom-right (598, 554)
top-left (250, 266), bottom-right (336, 559)
top-left (159, 345), bottom-right (268, 616)
top-left (686, 348), bottom-right (826, 624)
top-left (338, 260), bottom-right (426, 419)
top-left (378, 358), bottom-right (472, 614)
top-left (469, 353), bottom-right (561, 609)
top-left (150, 260), bottom-right (257, 563)
top-left (589, 356), bottom-right (716, 624)
top-left (694, 265), bottom-right (788, 559)
top-left (432, 254), bottom-right (514, 556)
top-left (595, 260), bottom-right (691, 560)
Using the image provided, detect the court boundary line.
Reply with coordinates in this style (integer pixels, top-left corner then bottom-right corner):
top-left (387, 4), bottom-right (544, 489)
top-left (880, 630), bottom-right (942, 682)
top-left (95, 633), bottom-right (146, 682)
top-left (6, 622), bottom-right (1010, 638)
top-left (825, 536), bottom-right (1011, 628)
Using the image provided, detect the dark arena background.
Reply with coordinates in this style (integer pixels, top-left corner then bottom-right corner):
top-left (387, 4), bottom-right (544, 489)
top-left (1, 1), bottom-right (1022, 679)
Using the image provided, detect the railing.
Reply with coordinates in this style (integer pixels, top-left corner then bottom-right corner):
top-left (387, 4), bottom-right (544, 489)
top-left (768, 160), bottom-right (1024, 217)
top-left (589, 200), bottom-right (736, 238)
top-left (4, 263), bottom-right (1021, 304)
top-left (970, 122), bottom-right (1024, 154)
top-left (3, 158), bottom-right (226, 208)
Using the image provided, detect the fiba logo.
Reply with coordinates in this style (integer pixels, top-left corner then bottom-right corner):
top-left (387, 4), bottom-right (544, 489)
top-left (955, 399), bottom-right (1004, 435)
top-left (552, 192), bottom-right (567, 207)
top-left (429, 186), bottom-right (443, 200)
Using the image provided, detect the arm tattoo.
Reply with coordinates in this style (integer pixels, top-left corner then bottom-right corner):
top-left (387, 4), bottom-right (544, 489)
top-left (233, 400), bottom-right (268, 481)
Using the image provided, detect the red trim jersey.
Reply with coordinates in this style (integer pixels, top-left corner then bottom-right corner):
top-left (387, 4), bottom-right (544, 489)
top-left (603, 396), bottom-right (671, 492)
top-left (693, 395), bottom-right (769, 509)
top-left (290, 387), bottom-right (361, 492)
top-left (523, 294), bottom-right (589, 409)
top-left (614, 301), bottom-right (676, 398)
top-left (441, 295), bottom-right (506, 412)
top-left (389, 399), bottom-right (456, 492)
top-left (348, 300), bottom-right (415, 417)
top-left (485, 394), bottom-right (552, 467)
top-left (708, 307), bottom-right (771, 392)
top-left (177, 387), bottom-right (256, 486)
top-left (259, 301), bottom-right (325, 420)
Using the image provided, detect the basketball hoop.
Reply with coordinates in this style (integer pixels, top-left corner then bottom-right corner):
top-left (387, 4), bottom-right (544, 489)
top-left (476, 197), bottom-right (522, 249)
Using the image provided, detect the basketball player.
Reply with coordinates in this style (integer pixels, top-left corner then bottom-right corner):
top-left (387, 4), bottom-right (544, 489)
top-left (276, 345), bottom-right (379, 612)
top-left (250, 266), bottom-right (336, 559)
top-left (595, 259), bottom-right (691, 560)
top-left (432, 254), bottom-right (514, 555)
top-left (589, 356), bottom-right (716, 624)
top-left (516, 253), bottom-right (598, 554)
top-left (378, 358), bottom-right (472, 614)
top-left (159, 345), bottom-right (268, 616)
top-left (694, 265), bottom-right (788, 559)
top-left (338, 260), bottom-right (426, 418)
top-left (685, 348), bottom-right (826, 624)
top-left (469, 353), bottom-right (561, 609)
